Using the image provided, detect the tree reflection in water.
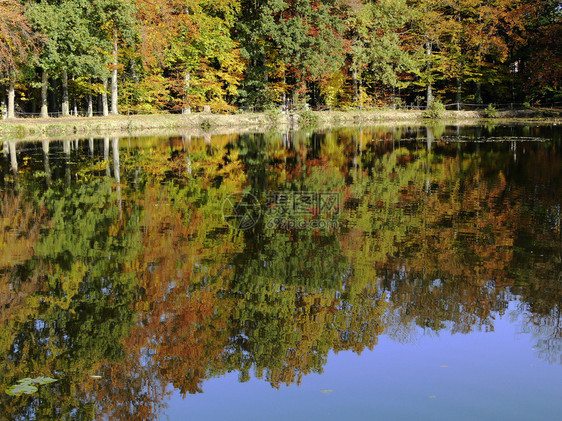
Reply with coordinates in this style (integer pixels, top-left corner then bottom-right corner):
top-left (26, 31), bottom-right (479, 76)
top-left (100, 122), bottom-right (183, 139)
top-left (0, 124), bottom-right (560, 419)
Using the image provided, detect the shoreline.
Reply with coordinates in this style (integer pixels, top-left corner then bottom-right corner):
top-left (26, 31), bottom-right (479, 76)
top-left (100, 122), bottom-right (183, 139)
top-left (1, 109), bottom-right (560, 142)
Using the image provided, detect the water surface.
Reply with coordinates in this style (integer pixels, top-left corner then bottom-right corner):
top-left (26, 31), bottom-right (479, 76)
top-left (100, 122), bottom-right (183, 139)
top-left (0, 124), bottom-right (561, 420)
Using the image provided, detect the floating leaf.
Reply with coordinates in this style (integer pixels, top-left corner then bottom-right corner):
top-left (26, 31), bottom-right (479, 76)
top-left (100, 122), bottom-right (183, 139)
top-left (320, 389), bottom-right (334, 394)
top-left (5, 376), bottom-right (57, 396)
top-left (30, 377), bottom-right (58, 385)
top-left (6, 383), bottom-right (38, 396)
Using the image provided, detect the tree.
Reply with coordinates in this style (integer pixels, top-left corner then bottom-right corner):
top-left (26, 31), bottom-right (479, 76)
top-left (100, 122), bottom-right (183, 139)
top-left (0, 0), bottom-right (38, 119)
top-left (349, 0), bottom-right (418, 105)
top-left (90, 0), bottom-right (137, 115)
top-left (237, 0), bottom-right (347, 108)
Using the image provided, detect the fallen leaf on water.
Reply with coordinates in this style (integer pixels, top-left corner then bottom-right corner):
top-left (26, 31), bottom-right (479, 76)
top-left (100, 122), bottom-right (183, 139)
top-left (320, 389), bottom-right (334, 394)
top-left (429, 395), bottom-right (437, 399)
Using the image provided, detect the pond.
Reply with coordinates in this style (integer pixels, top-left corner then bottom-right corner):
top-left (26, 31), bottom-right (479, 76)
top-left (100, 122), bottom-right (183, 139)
top-left (0, 123), bottom-right (561, 420)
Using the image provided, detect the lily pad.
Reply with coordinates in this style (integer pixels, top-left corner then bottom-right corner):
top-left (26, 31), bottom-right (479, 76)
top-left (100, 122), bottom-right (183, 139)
top-left (6, 383), bottom-right (38, 396)
top-left (5, 376), bottom-right (58, 396)
top-left (30, 376), bottom-right (57, 385)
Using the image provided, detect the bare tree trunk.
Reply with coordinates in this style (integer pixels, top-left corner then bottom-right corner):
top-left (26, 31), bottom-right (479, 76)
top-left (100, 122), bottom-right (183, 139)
top-left (41, 69), bottom-right (49, 118)
top-left (1, 96), bottom-right (6, 120)
top-left (7, 78), bottom-right (15, 119)
top-left (62, 70), bottom-right (69, 117)
top-left (111, 30), bottom-right (119, 115)
top-left (102, 78), bottom-right (109, 117)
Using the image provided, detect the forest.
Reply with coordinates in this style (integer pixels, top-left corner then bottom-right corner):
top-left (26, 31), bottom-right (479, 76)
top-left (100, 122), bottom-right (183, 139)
top-left (0, 0), bottom-right (560, 118)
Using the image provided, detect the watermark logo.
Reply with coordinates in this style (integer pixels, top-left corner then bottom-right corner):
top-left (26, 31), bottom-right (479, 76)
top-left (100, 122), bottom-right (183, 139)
top-left (221, 190), bottom-right (340, 230)
top-left (265, 191), bottom-right (340, 230)
top-left (221, 192), bottom-right (262, 230)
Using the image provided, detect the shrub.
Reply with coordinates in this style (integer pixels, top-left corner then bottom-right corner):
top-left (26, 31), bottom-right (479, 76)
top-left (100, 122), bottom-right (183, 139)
top-left (298, 109), bottom-right (318, 126)
top-left (423, 100), bottom-right (445, 119)
top-left (484, 104), bottom-right (498, 118)
top-left (265, 106), bottom-right (283, 123)
top-left (200, 118), bottom-right (213, 131)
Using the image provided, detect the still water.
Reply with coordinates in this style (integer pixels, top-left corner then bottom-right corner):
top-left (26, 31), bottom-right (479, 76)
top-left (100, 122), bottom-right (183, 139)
top-left (0, 124), bottom-right (560, 420)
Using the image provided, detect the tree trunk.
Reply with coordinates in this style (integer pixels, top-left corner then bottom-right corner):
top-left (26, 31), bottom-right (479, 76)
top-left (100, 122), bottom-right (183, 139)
top-left (7, 78), bottom-right (15, 119)
top-left (282, 73), bottom-right (286, 110)
top-left (183, 71), bottom-right (191, 114)
top-left (425, 41), bottom-right (433, 108)
top-left (111, 29), bottom-right (119, 115)
top-left (1, 96), bottom-right (6, 120)
top-left (61, 70), bottom-right (69, 117)
top-left (50, 77), bottom-right (59, 113)
top-left (41, 69), bottom-right (49, 118)
top-left (87, 92), bottom-right (93, 117)
top-left (72, 75), bottom-right (77, 116)
top-left (102, 79), bottom-right (109, 117)
top-left (456, 78), bottom-right (462, 110)
top-left (352, 68), bottom-right (358, 103)
top-left (358, 78), bottom-right (363, 108)
top-left (131, 59), bottom-right (139, 83)
top-left (426, 84), bottom-right (433, 109)
top-left (475, 81), bottom-right (482, 104)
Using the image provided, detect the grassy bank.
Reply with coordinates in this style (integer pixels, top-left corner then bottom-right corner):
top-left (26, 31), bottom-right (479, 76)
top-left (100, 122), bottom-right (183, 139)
top-left (1, 108), bottom-right (561, 141)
